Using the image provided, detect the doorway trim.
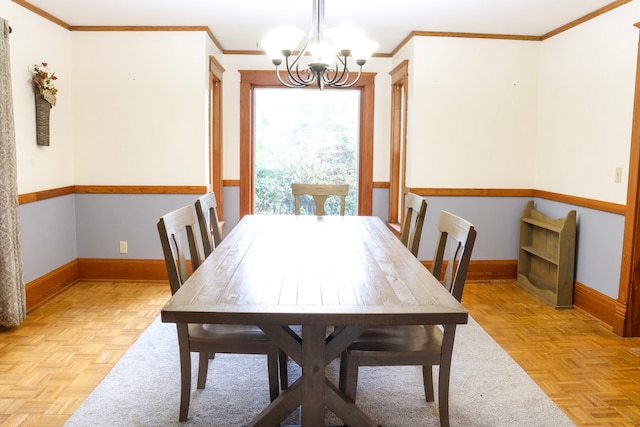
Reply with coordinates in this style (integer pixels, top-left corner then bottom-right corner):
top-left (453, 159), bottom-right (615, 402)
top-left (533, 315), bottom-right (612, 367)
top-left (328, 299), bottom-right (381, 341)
top-left (616, 23), bottom-right (640, 336)
top-left (388, 60), bottom-right (409, 228)
top-left (209, 56), bottom-right (224, 220)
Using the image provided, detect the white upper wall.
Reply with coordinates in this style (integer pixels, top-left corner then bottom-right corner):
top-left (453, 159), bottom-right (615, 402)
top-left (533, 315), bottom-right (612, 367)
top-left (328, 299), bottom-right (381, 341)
top-left (220, 54), bottom-right (392, 181)
top-left (3, 0), bottom-right (74, 194)
top-left (4, 0), bottom-right (213, 191)
top-left (536, 2), bottom-right (640, 204)
top-left (72, 31), bottom-right (210, 186)
top-left (5, 0), bottom-right (640, 203)
top-left (406, 36), bottom-right (540, 188)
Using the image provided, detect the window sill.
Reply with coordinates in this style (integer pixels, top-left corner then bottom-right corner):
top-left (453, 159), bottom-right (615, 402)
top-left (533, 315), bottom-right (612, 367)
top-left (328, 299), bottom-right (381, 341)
top-left (387, 221), bottom-right (401, 238)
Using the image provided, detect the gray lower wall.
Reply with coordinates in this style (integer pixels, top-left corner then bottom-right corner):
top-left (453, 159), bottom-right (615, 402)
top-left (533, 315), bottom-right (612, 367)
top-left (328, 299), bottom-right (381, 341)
top-left (533, 198), bottom-right (624, 300)
top-left (18, 188), bottom-right (625, 300)
top-left (417, 196), bottom-right (528, 262)
top-left (19, 195), bottom-right (78, 283)
top-left (74, 193), bottom-right (202, 260)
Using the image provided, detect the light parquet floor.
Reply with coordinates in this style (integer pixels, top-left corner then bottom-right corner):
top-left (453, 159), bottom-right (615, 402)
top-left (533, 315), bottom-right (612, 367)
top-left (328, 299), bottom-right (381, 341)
top-left (464, 281), bottom-right (640, 427)
top-left (1, 280), bottom-right (639, 426)
top-left (0, 281), bottom-right (170, 427)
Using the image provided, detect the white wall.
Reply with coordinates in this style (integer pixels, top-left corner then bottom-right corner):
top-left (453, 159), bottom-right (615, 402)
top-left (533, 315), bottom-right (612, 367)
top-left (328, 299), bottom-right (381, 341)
top-left (220, 54), bottom-right (393, 181)
top-left (72, 31), bottom-right (210, 186)
top-left (4, 2), bottom-right (215, 190)
top-left (3, 0), bottom-right (74, 194)
top-left (5, 0), bottom-right (640, 301)
top-left (406, 36), bottom-right (540, 188)
top-left (536, 2), bottom-right (640, 205)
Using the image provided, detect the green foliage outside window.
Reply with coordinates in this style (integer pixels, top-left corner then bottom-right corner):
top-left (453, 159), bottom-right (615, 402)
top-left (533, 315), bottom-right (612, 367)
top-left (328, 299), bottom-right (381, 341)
top-left (254, 89), bottom-right (359, 215)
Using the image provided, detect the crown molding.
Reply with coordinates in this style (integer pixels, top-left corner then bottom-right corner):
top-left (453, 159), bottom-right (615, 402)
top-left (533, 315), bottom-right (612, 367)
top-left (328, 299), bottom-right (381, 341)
top-left (13, 0), bottom-right (633, 57)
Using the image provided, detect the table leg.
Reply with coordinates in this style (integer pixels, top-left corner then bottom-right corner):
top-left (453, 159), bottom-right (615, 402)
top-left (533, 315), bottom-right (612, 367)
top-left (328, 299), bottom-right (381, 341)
top-left (325, 380), bottom-right (377, 427)
top-left (300, 325), bottom-right (326, 426)
top-left (253, 324), bottom-right (377, 426)
top-left (248, 379), bottom-right (302, 427)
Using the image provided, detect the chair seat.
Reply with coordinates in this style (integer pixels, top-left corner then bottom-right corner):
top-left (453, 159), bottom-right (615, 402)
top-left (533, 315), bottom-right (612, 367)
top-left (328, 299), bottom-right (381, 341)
top-left (189, 324), bottom-right (272, 343)
top-left (348, 325), bottom-right (443, 357)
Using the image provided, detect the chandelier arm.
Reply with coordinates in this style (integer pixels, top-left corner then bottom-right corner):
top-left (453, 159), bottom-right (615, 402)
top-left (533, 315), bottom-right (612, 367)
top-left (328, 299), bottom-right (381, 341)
top-left (282, 56), bottom-right (313, 87)
top-left (287, 38), bottom-right (310, 73)
top-left (323, 54), bottom-right (351, 86)
top-left (294, 63), bottom-right (318, 86)
top-left (283, 39), bottom-right (318, 87)
top-left (276, 60), bottom-right (308, 88)
top-left (276, 66), bottom-right (304, 88)
top-left (323, 69), bottom-right (342, 85)
top-left (329, 66), bottom-right (362, 88)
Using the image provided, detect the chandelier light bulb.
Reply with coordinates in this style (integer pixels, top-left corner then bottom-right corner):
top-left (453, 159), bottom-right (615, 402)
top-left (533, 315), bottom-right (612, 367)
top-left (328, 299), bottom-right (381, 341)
top-left (260, 37), bottom-right (285, 64)
top-left (351, 39), bottom-right (380, 63)
top-left (308, 42), bottom-right (335, 66)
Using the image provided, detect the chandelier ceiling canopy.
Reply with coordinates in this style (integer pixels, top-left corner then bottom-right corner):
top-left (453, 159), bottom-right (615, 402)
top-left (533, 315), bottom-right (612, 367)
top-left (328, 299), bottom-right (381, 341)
top-left (260, 0), bottom-right (379, 89)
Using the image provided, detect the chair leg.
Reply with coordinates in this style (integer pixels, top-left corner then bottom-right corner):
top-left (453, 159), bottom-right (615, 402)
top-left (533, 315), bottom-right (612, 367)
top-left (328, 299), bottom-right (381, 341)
top-left (267, 351), bottom-right (280, 401)
top-left (437, 325), bottom-right (457, 427)
top-left (176, 325), bottom-right (192, 422)
top-left (197, 351), bottom-right (209, 389)
top-left (278, 350), bottom-right (289, 390)
top-left (438, 361), bottom-right (451, 427)
top-left (422, 365), bottom-right (435, 402)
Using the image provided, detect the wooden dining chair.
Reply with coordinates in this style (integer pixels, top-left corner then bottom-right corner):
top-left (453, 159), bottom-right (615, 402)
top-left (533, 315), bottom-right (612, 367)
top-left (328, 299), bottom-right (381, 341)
top-left (194, 192), bottom-right (223, 258)
top-left (338, 210), bottom-right (477, 427)
top-left (157, 205), bottom-right (281, 421)
top-left (400, 192), bottom-right (428, 257)
top-left (291, 183), bottom-right (349, 215)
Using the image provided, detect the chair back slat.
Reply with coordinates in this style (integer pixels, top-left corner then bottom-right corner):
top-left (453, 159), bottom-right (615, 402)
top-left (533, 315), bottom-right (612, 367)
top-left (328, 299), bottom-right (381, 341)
top-left (195, 192), bottom-right (223, 258)
top-left (157, 206), bottom-right (202, 295)
top-left (400, 193), bottom-right (427, 257)
top-left (431, 210), bottom-right (477, 302)
top-left (291, 183), bottom-right (349, 216)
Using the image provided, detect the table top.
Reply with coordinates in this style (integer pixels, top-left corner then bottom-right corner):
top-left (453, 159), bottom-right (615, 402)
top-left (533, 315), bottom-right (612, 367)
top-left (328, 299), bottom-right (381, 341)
top-left (161, 215), bottom-right (468, 327)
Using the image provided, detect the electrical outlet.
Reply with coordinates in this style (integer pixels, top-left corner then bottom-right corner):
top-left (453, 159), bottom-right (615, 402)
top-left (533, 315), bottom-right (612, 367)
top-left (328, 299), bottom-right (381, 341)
top-left (615, 167), bottom-right (623, 183)
top-left (119, 241), bottom-right (128, 254)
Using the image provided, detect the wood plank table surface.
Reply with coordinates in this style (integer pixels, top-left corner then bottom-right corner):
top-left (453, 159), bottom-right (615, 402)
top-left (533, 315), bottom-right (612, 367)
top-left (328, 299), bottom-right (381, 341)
top-left (161, 215), bottom-right (468, 427)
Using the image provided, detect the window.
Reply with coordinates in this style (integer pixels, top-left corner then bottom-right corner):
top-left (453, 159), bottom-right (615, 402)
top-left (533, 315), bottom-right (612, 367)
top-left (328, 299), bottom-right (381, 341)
top-left (254, 88), bottom-right (359, 215)
top-left (239, 71), bottom-right (376, 217)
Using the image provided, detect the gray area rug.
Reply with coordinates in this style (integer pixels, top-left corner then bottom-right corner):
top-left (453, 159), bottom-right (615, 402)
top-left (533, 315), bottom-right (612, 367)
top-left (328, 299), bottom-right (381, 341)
top-left (64, 316), bottom-right (575, 427)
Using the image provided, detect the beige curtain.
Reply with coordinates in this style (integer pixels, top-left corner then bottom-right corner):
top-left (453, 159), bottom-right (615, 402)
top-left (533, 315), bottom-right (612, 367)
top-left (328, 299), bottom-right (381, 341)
top-left (0, 18), bottom-right (26, 328)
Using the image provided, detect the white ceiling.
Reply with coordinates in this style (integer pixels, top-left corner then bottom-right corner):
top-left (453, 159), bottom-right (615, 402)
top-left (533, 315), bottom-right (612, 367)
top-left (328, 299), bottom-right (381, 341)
top-left (22, 0), bottom-right (621, 53)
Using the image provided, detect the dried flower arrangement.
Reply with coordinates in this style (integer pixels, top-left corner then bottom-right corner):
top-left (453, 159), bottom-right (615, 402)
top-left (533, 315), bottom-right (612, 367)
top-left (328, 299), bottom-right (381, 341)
top-left (32, 62), bottom-right (58, 106)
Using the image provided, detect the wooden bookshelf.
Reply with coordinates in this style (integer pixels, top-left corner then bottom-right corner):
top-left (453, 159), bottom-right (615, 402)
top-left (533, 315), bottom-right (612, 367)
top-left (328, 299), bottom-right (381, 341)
top-left (516, 201), bottom-right (576, 308)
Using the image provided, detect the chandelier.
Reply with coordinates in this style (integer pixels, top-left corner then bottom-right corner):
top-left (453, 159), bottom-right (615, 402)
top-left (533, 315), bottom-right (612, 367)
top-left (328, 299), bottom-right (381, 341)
top-left (260, 0), bottom-right (379, 89)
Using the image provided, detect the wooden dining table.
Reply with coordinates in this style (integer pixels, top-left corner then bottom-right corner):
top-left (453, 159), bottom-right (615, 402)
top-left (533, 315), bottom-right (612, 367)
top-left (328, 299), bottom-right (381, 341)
top-left (161, 215), bottom-right (468, 427)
